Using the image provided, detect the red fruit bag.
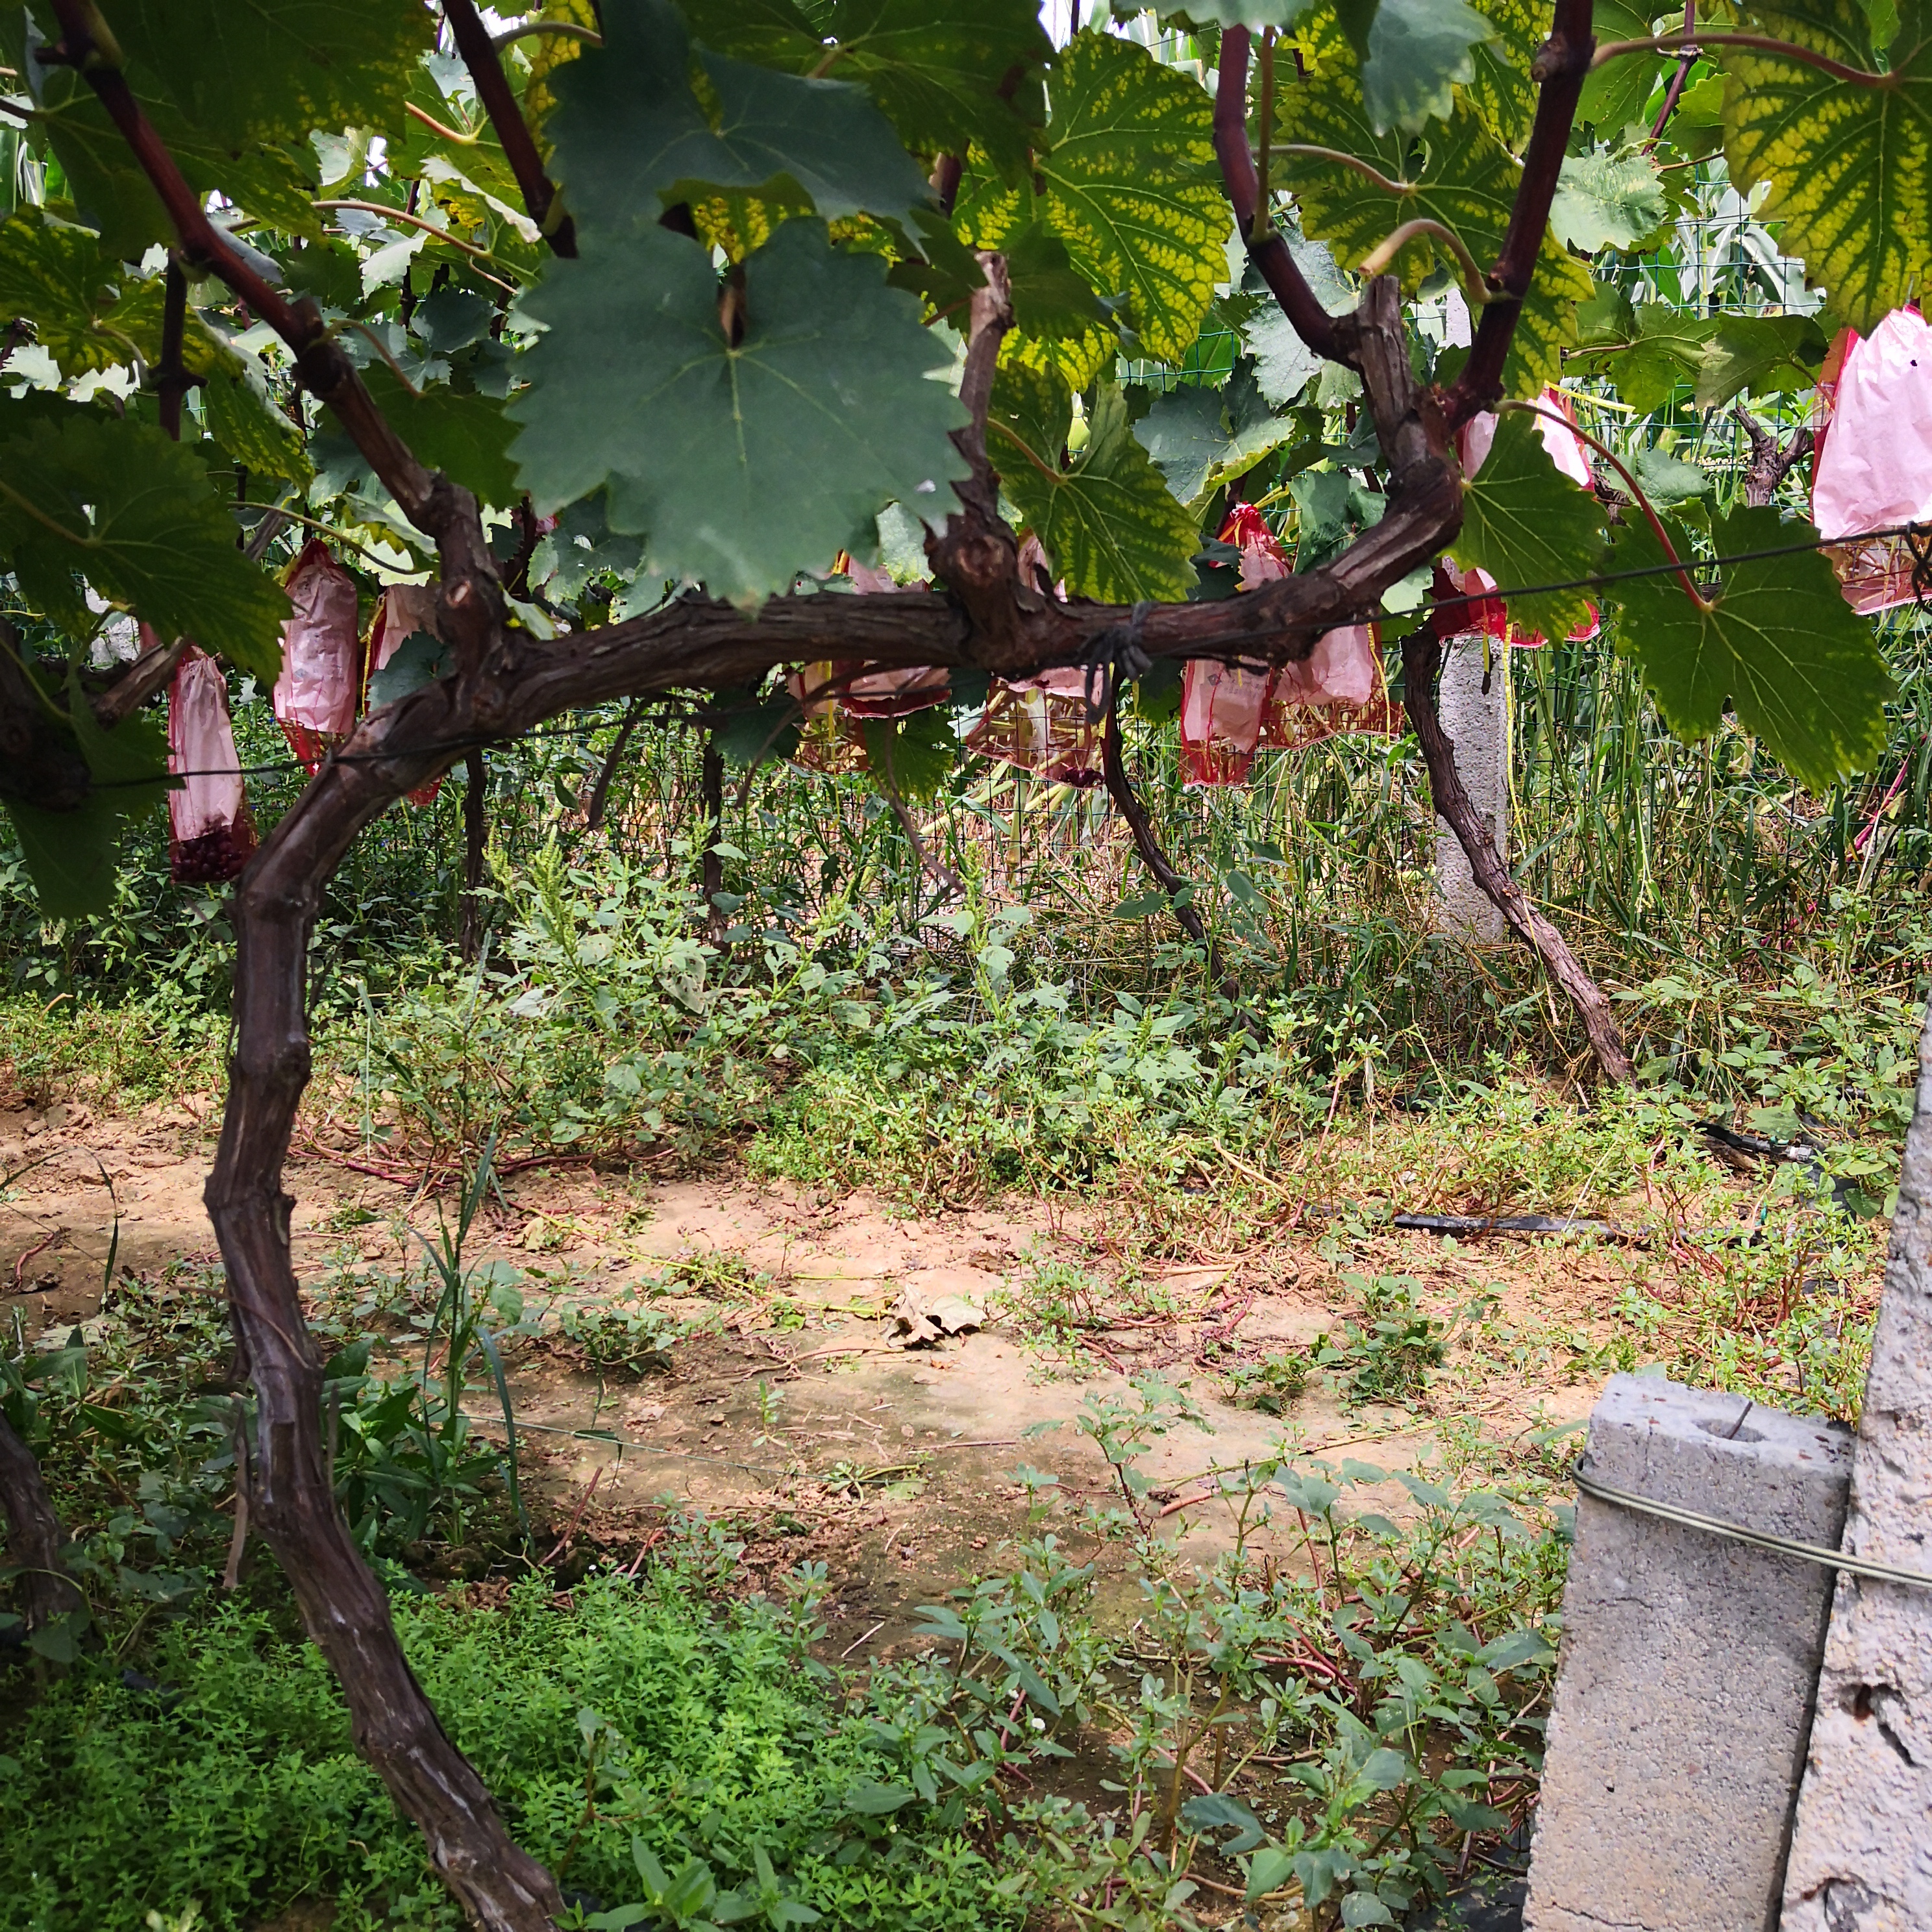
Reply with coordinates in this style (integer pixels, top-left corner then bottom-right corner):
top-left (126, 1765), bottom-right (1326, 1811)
top-left (273, 540), bottom-right (361, 773)
top-left (167, 645), bottom-right (256, 884)
top-left (365, 583), bottom-right (446, 806)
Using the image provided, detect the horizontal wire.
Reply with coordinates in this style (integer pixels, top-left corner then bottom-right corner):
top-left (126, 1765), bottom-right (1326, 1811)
top-left (1572, 1458), bottom-right (1932, 1591)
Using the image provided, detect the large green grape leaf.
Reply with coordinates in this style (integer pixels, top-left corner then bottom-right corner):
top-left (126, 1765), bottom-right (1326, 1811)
top-left (544, 0), bottom-right (929, 236)
top-left (0, 213), bottom-right (127, 372)
top-left (990, 363), bottom-right (1198, 602)
top-left (677, 0), bottom-right (1053, 179)
top-left (1275, 10), bottom-right (1591, 391)
top-left (1609, 506), bottom-right (1893, 790)
top-left (0, 412), bottom-right (288, 675)
top-left (1452, 409), bottom-right (1609, 643)
top-left (1339, 0), bottom-right (1499, 135)
top-left (1551, 149), bottom-right (1669, 253)
top-left (1721, 0), bottom-right (1932, 330)
top-left (1134, 360), bottom-right (1302, 506)
top-left (1692, 313), bottom-right (1829, 406)
top-left (1465, 0), bottom-right (1542, 151)
top-left (106, 0), bottom-right (433, 149)
top-left (956, 30), bottom-right (1231, 368)
top-left (508, 219), bottom-right (967, 607)
top-left (861, 709), bottom-right (958, 802)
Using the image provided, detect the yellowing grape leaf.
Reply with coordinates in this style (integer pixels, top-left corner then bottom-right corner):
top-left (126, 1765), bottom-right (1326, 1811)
top-left (1465, 0), bottom-right (1542, 150)
top-left (990, 364), bottom-right (1198, 602)
top-left (509, 219), bottom-right (967, 607)
top-left (108, 0), bottom-right (433, 149)
top-left (1274, 9), bottom-right (1591, 391)
top-left (1721, 0), bottom-right (1932, 330)
top-left (0, 213), bottom-right (127, 373)
top-left (956, 30), bottom-right (1230, 367)
top-left (1609, 505), bottom-right (1893, 789)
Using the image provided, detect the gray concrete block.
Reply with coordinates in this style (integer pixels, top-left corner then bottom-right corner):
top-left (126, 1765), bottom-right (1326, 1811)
top-left (1524, 1374), bottom-right (1853, 1932)
top-left (1434, 634), bottom-right (1509, 945)
top-left (1782, 1003), bottom-right (1932, 1932)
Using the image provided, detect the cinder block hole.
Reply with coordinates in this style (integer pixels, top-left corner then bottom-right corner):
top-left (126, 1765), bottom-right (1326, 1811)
top-left (1696, 1416), bottom-right (1766, 1443)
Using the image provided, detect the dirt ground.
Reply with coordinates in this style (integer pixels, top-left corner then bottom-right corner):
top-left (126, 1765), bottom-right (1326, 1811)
top-left (0, 1093), bottom-right (1660, 1665)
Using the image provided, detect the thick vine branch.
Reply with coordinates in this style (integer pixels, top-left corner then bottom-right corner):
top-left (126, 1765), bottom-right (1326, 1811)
top-left (441, 0), bottom-right (579, 257)
top-left (1214, 29), bottom-right (1353, 367)
top-left (1404, 615), bottom-right (1634, 1082)
top-left (1447, 0), bottom-right (1596, 425)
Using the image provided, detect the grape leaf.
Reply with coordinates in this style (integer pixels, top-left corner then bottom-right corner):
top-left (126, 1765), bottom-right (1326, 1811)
top-left (544, 0), bottom-right (929, 236)
top-left (990, 364), bottom-right (1198, 602)
top-left (1721, 0), bottom-right (1932, 330)
top-left (6, 687), bottom-right (170, 918)
top-left (1578, 0), bottom-right (1666, 138)
top-left (357, 365), bottom-right (520, 508)
top-left (1465, 0), bottom-right (1542, 150)
top-left (1452, 409), bottom-right (1609, 643)
top-left (1005, 224), bottom-right (1113, 341)
top-left (0, 213), bottom-right (127, 373)
top-left (1629, 443), bottom-right (1712, 506)
top-left (677, 0), bottom-right (1053, 179)
top-left (1135, 359), bottom-right (1301, 505)
top-left (1692, 313), bottom-right (1829, 406)
top-left (508, 218), bottom-right (967, 607)
top-left (1339, 0), bottom-right (1499, 136)
top-left (1275, 9), bottom-right (1591, 391)
top-left (956, 30), bottom-right (1231, 368)
top-left (107, 0), bottom-right (434, 150)
top-left (861, 709), bottom-right (958, 802)
top-left (1551, 149), bottom-right (1669, 252)
top-left (0, 408), bottom-right (289, 676)
top-left (1242, 299), bottom-right (1324, 405)
top-left (1608, 506), bottom-right (1893, 790)
top-left (199, 345), bottom-right (312, 485)
top-left (1568, 303), bottom-right (1717, 411)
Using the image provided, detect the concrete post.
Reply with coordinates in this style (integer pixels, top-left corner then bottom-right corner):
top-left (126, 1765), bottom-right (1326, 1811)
top-left (1524, 1375), bottom-right (1853, 1932)
top-left (1781, 1004), bottom-right (1932, 1931)
top-left (1434, 632), bottom-right (1509, 944)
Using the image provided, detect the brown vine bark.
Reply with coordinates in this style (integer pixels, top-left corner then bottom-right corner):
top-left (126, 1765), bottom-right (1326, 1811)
top-left (1735, 405), bottom-right (1814, 506)
top-left (1404, 621), bottom-right (1635, 1082)
top-left (0, 1406), bottom-right (84, 1635)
